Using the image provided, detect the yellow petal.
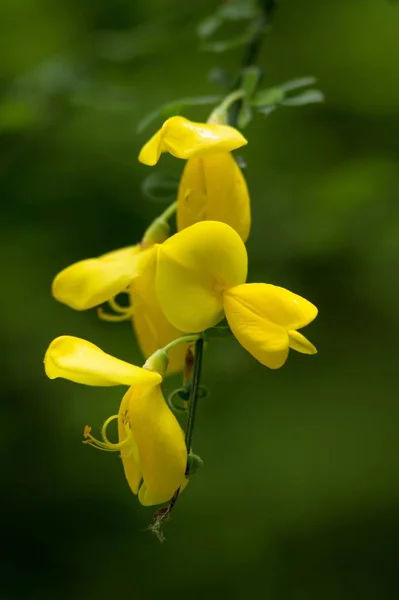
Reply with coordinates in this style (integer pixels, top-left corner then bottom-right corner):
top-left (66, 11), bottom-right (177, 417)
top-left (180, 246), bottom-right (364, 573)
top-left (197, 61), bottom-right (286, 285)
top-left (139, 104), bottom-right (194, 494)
top-left (44, 335), bottom-right (162, 387)
top-left (289, 330), bottom-right (317, 355)
top-left (118, 389), bottom-right (142, 495)
top-left (138, 116), bottom-right (247, 165)
top-left (223, 286), bottom-right (290, 368)
top-left (177, 152), bottom-right (251, 242)
top-left (156, 221), bottom-right (247, 332)
top-left (52, 245), bottom-right (149, 311)
top-left (124, 383), bottom-right (187, 506)
top-left (138, 478), bottom-right (189, 507)
top-left (137, 129), bottom-right (164, 166)
top-left (225, 283), bottom-right (318, 330)
top-left (129, 249), bottom-right (186, 375)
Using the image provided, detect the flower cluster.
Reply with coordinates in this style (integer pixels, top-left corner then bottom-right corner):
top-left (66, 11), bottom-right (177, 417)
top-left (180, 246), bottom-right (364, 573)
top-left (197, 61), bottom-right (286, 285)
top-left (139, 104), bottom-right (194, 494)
top-left (45, 115), bottom-right (317, 509)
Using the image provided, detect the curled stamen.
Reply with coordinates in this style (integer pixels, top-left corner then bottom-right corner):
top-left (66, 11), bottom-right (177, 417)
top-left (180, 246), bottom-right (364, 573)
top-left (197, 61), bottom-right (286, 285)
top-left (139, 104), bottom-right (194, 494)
top-left (82, 415), bottom-right (133, 452)
top-left (97, 307), bottom-right (134, 322)
top-left (108, 294), bottom-right (131, 314)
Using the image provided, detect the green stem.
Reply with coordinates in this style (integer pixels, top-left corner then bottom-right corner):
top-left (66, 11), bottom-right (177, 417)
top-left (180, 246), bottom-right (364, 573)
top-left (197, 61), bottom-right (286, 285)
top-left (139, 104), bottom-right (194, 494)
top-left (162, 334), bottom-right (200, 355)
top-left (208, 89), bottom-right (245, 124)
top-left (149, 336), bottom-right (205, 539)
top-left (184, 336), bottom-right (204, 468)
top-left (229, 0), bottom-right (277, 128)
top-left (149, 1), bottom-right (278, 541)
top-left (160, 200), bottom-right (178, 222)
top-left (141, 200), bottom-right (177, 246)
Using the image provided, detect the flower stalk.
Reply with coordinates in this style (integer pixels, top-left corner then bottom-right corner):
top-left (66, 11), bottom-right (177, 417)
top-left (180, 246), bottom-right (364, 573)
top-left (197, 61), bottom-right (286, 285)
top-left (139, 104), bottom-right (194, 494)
top-left (184, 336), bottom-right (204, 469)
top-left (149, 1), bottom-right (275, 540)
top-left (141, 200), bottom-right (178, 247)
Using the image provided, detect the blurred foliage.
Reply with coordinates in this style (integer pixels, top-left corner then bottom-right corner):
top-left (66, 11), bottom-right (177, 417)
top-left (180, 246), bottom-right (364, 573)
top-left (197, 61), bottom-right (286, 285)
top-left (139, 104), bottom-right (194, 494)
top-left (1, 0), bottom-right (399, 599)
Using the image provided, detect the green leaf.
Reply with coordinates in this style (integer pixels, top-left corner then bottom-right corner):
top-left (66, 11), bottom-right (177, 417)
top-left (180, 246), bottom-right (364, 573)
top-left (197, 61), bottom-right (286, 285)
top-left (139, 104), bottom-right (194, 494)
top-left (280, 76), bottom-right (317, 92)
top-left (201, 31), bottom-right (252, 53)
top-left (198, 0), bottom-right (256, 39)
top-left (136, 95), bottom-right (222, 133)
top-left (208, 67), bottom-right (233, 89)
top-left (281, 89), bottom-right (324, 106)
top-left (241, 66), bottom-right (262, 99)
top-left (251, 86), bottom-right (284, 107)
top-left (141, 172), bottom-right (179, 203)
top-left (257, 105), bottom-right (277, 117)
top-left (219, 0), bottom-right (257, 21)
top-left (197, 15), bottom-right (223, 39)
top-left (237, 101), bottom-right (252, 129)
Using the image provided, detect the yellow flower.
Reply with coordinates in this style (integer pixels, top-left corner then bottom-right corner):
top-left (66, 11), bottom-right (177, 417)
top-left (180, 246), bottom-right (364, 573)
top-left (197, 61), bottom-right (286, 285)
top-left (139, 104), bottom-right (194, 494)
top-left (155, 221), bottom-right (317, 369)
top-left (177, 152), bottom-right (251, 242)
top-left (156, 221), bottom-right (248, 332)
top-left (51, 244), bottom-right (186, 375)
top-left (223, 284), bottom-right (317, 369)
top-left (45, 336), bottom-right (187, 506)
top-left (139, 116), bottom-right (250, 240)
top-left (138, 116), bottom-right (247, 166)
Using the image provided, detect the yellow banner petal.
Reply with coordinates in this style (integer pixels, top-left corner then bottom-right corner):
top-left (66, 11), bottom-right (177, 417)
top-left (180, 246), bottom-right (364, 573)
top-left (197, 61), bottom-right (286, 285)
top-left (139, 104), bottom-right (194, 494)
top-left (52, 245), bottom-right (150, 311)
top-left (177, 152), bottom-right (251, 242)
top-left (156, 221), bottom-right (247, 332)
top-left (44, 336), bottom-right (162, 387)
top-left (138, 116), bottom-right (247, 165)
top-left (124, 383), bottom-right (187, 506)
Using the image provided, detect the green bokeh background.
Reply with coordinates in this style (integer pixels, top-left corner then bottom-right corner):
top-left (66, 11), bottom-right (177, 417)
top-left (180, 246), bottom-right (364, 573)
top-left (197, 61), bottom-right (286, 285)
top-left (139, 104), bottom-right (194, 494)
top-left (1, 0), bottom-right (399, 598)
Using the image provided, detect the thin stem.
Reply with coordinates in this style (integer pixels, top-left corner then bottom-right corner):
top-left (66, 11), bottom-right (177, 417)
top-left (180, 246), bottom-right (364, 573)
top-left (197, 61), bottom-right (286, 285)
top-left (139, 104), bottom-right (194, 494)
top-left (160, 200), bottom-right (178, 222)
top-left (141, 200), bottom-right (177, 246)
top-left (149, 1), bottom-right (278, 541)
top-left (162, 334), bottom-right (200, 355)
top-left (229, 0), bottom-right (277, 128)
top-left (149, 336), bottom-right (204, 539)
top-left (208, 89), bottom-right (245, 124)
top-left (184, 336), bottom-right (204, 467)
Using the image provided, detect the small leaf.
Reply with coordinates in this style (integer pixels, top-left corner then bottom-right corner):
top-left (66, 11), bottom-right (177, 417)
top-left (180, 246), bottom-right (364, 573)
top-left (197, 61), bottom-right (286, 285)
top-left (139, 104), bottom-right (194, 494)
top-left (280, 76), bottom-right (317, 92)
top-left (198, 0), bottom-right (256, 40)
top-left (251, 86), bottom-right (284, 107)
top-left (220, 0), bottom-right (257, 21)
top-left (281, 89), bottom-right (324, 106)
top-left (197, 15), bottom-right (223, 39)
top-left (201, 31), bottom-right (252, 53)
top-left (257, 105), bottom-right (277, 116)
top-left (141, 172), bottom-right (179, 203)
top-left (208, 67), bottom-right (233, 89)
top-left (241, 66), bottom-right (262, 99)
top-left (237, 101), bottom-right (252, 129)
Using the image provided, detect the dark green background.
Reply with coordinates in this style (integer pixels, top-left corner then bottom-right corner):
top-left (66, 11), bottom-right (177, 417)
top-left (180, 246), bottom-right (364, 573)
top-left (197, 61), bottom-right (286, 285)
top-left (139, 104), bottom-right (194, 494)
top-left (1, 0), bottom-right (398, 598)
